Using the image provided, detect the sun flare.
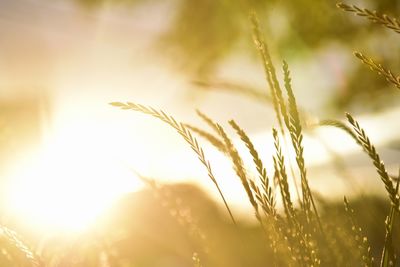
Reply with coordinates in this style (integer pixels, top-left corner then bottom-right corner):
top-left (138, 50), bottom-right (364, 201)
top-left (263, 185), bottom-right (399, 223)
top-left (4, 122), bottom-right (142, 233)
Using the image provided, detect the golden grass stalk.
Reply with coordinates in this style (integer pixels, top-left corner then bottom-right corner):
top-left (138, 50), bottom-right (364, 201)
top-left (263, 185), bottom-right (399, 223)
top-left (250, 12), bottom-right (285, 136)
top-left (273, 129), bottom-right (320, 266)
top-left (381, 176), bottom-right (400, 267)
top-left (343, 197), bottom-right (374, 267)
top-left (345, 113), bottom-right (399, 210)
top-left (271, 156), bottom-right (302, 265)
top-left (214, 122), bottom-right (258, 212)
top-left (184, 124), bottom-right (227, 154)
top-left (282, 61), bottom-right (309, 210)
top-left (110, 102), bottom-right (236, 225)
top-left (193, 110), bottom-right (270, 230)
top-left (229, 119), bottom-right (276, 217)
top-left (196, 110), bottom-right (221, 135)
top-left (250, 13), bottom-right (303, 205)
top-left (283, 61), bottom-right (323, 233)
top-left (337, 3), bottom-right (400, 34)
top-left (354, 52), bottom-right (400, 90)
top-left (272, 128), bottom-right (295, 221)
top-left (193, 110), bottom-right (260, 213)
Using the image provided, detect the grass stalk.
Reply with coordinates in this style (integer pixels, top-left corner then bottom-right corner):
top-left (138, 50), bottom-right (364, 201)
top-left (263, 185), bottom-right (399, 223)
top-left (346, 113), bottom-right (399, 210)
top-left (337, 3), bottom-right (400, 34)
top-left (110, 102), bottom-right (236, 225)
top-left (354, 52), bottom-right (400, 90)
top-left (380, 175), bottom-right (400, 267)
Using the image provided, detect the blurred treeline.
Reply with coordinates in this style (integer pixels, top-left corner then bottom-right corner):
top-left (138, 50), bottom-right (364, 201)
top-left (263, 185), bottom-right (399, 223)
top-left (73, 0), bottom-right (400, 112)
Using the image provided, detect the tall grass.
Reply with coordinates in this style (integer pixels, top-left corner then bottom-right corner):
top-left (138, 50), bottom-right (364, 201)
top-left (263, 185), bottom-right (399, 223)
top-left (111, 4), bottom-right (400, 266)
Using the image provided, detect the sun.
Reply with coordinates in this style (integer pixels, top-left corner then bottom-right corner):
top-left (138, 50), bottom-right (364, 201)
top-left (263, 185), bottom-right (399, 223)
top-left (4, 122), bottom-right (142, 234)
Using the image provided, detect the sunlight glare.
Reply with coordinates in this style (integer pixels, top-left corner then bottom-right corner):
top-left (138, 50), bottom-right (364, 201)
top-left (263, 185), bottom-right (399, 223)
top-left (5, 122), bottom-right (142, 233)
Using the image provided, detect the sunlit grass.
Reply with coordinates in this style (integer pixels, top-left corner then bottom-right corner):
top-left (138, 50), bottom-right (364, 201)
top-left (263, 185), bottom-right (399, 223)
top-left (1, 1), bottom-right (400, 266)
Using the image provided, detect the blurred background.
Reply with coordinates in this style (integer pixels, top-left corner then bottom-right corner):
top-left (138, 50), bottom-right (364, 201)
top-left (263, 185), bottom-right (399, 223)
top-left (1, 0), bottom-right (400, 266)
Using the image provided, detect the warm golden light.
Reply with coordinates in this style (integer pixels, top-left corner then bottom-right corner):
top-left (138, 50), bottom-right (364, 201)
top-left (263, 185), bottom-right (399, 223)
top-left (4, 121), bottom-right (142, 233)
